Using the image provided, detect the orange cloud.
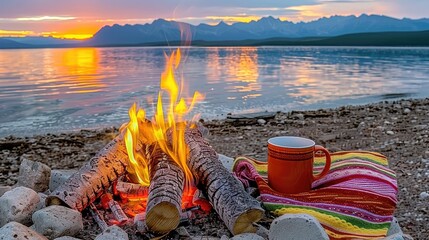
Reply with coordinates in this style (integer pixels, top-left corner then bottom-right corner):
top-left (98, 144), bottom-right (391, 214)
top-left (0, 29), bottom-right (35, 37)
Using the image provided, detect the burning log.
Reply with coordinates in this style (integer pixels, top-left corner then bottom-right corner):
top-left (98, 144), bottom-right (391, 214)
top-left (46, 133), bottom-right (129, 211)
top-left (182, 126), bottom-right (264, 235)
top-left (115, 178), bottom-right (149, 201)
top-left (142, 144), bottom-right (185, 234)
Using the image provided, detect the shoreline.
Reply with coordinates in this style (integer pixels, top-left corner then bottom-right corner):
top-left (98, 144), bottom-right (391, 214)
top-left (1, 98), bottom-right (428, 239)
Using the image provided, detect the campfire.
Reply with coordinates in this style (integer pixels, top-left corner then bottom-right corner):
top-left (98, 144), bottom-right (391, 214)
top-left (46, 48), bottom-right (263, 237)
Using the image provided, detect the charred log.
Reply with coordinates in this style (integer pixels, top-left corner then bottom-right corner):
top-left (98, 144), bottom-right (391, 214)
top-left (46, 133), bottom-right (129, 211)
top-left (143, 143), bottom-right (185, 234)
top-left (183, 126), bottom-right (264, 235)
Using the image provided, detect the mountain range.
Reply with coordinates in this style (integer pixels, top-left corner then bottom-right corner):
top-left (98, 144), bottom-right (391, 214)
top-left (1, 14), bottom-right (429, 48)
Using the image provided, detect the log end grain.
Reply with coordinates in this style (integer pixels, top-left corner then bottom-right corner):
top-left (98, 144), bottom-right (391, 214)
top-left (145, 202), bottom-right (180, 234)
top-left (232, 208), bottom-right (264, 235)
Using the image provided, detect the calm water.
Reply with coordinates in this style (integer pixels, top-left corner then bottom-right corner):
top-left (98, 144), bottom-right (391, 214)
top-left (1, 46), bottom-right (429, 136)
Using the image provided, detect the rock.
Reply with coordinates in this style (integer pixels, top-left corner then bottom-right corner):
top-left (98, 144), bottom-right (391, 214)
top-left (386, 131), bottom-right (395, 135)
top-left (382, 233), bottom-right (405, 240)
top-left (17, 158), bottom-right (51, 192)
top-left (220, 236), bottom-right (229, 240)
top-left (49, 169), bottom-right (77, 192)
top-left (257, 119), bottom-right (266, 125)
top-left (191, 237), bottom-right (220, 240)
top-left (255, 224), bottom-right (269, 239)
top-left (0, 221), bottom-right (47, 240)
top-left (269, 214), bottom-right (329, 240)
top-left (0, 186), bottom-right (11, 197)
top-left (387, 217), bottom-right (403, 236)
top-left (0, 186), bottom-right (39, 227)
top-left (231, 233), bottom-right (264, 240)
top-left (32, 205), bottom-right (83, 239)
top-left (54, 237), bottom-right (82, 240)
top-left (94, 225), bottom-right (128, 240)
top-left (295, 113), bottom-right (305, 120)
top-left (176, 226), bottom-right (191, 237)
top-left (36, 193), bottom-right (48, 211)
top-left (419, 191), bottom-right (429, 200)
top-left (403, 108), bottom-right (411, 114)
top-left (218, 154), bottom-right (234, 172)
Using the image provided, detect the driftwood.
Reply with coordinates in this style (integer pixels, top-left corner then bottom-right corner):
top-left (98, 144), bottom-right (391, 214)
top-left (46, 133), bottom-right (129, 211)
top-left (183, 126), bottom-right (264, 235)
top-left (143, 143), bottom-right (184, 234)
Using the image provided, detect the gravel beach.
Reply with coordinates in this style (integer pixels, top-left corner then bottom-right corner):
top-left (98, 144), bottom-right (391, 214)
top-left (1, 98), bottom-right (428, 239)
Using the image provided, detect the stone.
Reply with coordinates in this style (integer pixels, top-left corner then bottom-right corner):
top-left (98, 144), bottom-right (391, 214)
top-left (269, 214), bottom-right (329, 240)
top-left (36, 193), bottom-right (48, 211)
top-left (255, 224), bottom-right (269, 239)
top-left (176, 226), bottom-right (191, 237)
top-left (191, 237), bottom-right (220, 240)
top-left (0, 222), bottom-right (47, 240)
top-left (295, 113), bottom-right (305, 120)
top-left (220, 236), bottom-right (229, 240)
top-left (419, 191), bottom-right (429, 200)
top-left (94, 225), bottom-right (128, 240)
top-left (0, 186), bottom-right (11, 197)
top-left (403, 108), bottom-right (411, 114)
top-left (387, 217), bottom-right (403, 236)
top-left (17, 158), bottom-right (51, 192)
top-left (257, 119), bottom-right (266, 125)
top-left (32, 205), bottom-right (83, 239)
top-left (54, 237), bottom-right (82, 240)
top-left (218, 154), bottom-right (234, 172)
top-left (49, 169), bottom-right (77, 192)
top-left (0, 186), bottom-right (39, 227)
top-left (386, 131), bottom-right (395, 135)
top-left (231, 233), bottom-right (264, 240)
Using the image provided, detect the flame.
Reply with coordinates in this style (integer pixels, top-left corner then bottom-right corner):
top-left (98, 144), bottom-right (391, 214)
top-left (124, 48), bottom-right (204, 191)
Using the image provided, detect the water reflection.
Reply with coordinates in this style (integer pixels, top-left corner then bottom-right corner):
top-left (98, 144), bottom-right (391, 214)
top-left (1, 46), bottom-right (429, 137)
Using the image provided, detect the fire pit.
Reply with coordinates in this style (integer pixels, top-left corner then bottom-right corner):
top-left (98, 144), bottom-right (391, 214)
top-left (45, 49), bottom-right (264, 237)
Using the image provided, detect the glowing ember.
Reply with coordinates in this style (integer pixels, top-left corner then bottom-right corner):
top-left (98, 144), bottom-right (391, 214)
top-left (123, 48), bottom-right (204, 192)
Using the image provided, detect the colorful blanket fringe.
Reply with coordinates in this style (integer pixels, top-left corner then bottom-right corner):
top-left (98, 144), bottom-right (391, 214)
top-left (233, 151), bottom-right (398, 239)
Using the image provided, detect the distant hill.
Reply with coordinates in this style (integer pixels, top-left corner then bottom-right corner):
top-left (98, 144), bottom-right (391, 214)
top-left (4, 36), bottom-right (83, 46)
top-left (87, 14), bottom-right (429, 46)
top-left (0, 38), bottom-right (32, 48)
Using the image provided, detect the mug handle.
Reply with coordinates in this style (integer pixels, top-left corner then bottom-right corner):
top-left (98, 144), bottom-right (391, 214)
top-left (312, 145), bottom-right (331, 181)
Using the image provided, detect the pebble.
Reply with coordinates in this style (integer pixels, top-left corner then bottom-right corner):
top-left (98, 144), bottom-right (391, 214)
top-left (54, 237), bottom-right (82, 240)
top-left (269, 214), bottom-right (329, 240)
top-left (386, 131), bottom-right (395, 135)
top-left (257, 119), bottom-right (266, 125)
top-left (0, 186), bottom-right (39, 227)
top-left (94, 225), bottom-right (128, 240)
top-left (419, 192), bottom-right (429, 200)
top-left (0, 221), bottom-right (47, 240)
top-left (387, 217), bottom-right (403, 236)
top-left (32, 205), bottom-right (83, 239)
top-left (403, 108), bottom-right (411, 114)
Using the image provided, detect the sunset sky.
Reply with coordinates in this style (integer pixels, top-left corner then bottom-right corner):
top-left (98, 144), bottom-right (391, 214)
top-left (1, 0), bottom-right (428, 39)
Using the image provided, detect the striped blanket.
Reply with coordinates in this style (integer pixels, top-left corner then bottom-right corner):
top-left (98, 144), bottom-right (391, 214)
top-left (233, 151), bottom-right (398, 239)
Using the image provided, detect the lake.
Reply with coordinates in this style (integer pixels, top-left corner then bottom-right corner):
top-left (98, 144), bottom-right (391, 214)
top-left (1, 46), bottom-right (429, 136)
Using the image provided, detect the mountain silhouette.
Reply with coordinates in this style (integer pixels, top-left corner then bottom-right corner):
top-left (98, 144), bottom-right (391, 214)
top-left (87, 14), bottom-right (429, 46)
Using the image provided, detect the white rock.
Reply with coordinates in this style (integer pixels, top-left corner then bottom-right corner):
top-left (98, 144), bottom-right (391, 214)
top-left (49, 169), bottom-right (77, 192)
top-left (0, 186), bottom-right (11, 197)
top-left (269, 214), bottom-right (329, 240)
top-left (17, 158), bottom-right (51, 192)
top-left (32, 205), bottom-right (83, 239)
top-left (387, 217), bottom-right (403, 236)
top-left (0, 221), bottom-right (47, 240)
top-left (94, 225), bottom-right (128, 240)
top-left (231, 233), bottom-right (264, 240)
top-left (220, 235), bottom-right (230, 240)
top-left (419, 191), bottom-right (429, 200)
top-left (218, 154), bottom-right (234, 172)
top-left (386, 131), bottom-right (395, 135)
top-left (0, 186), bottom-right (39, 227)
top-left (257, 119), bottom-right (266, 125)
top-left (54, 237), bottom-right (82, 240)
top-left (295, 113), bottom-right (305, 120)
top-left (403, 108), bottom-right (411, 114)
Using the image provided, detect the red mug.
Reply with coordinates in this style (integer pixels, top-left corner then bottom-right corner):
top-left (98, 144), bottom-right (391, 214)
top-left (267, 136), bottom-right (331, 194)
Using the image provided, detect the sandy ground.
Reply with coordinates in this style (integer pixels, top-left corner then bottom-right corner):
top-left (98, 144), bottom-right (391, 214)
top-left (1, 98), bottom-right (428, 239)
